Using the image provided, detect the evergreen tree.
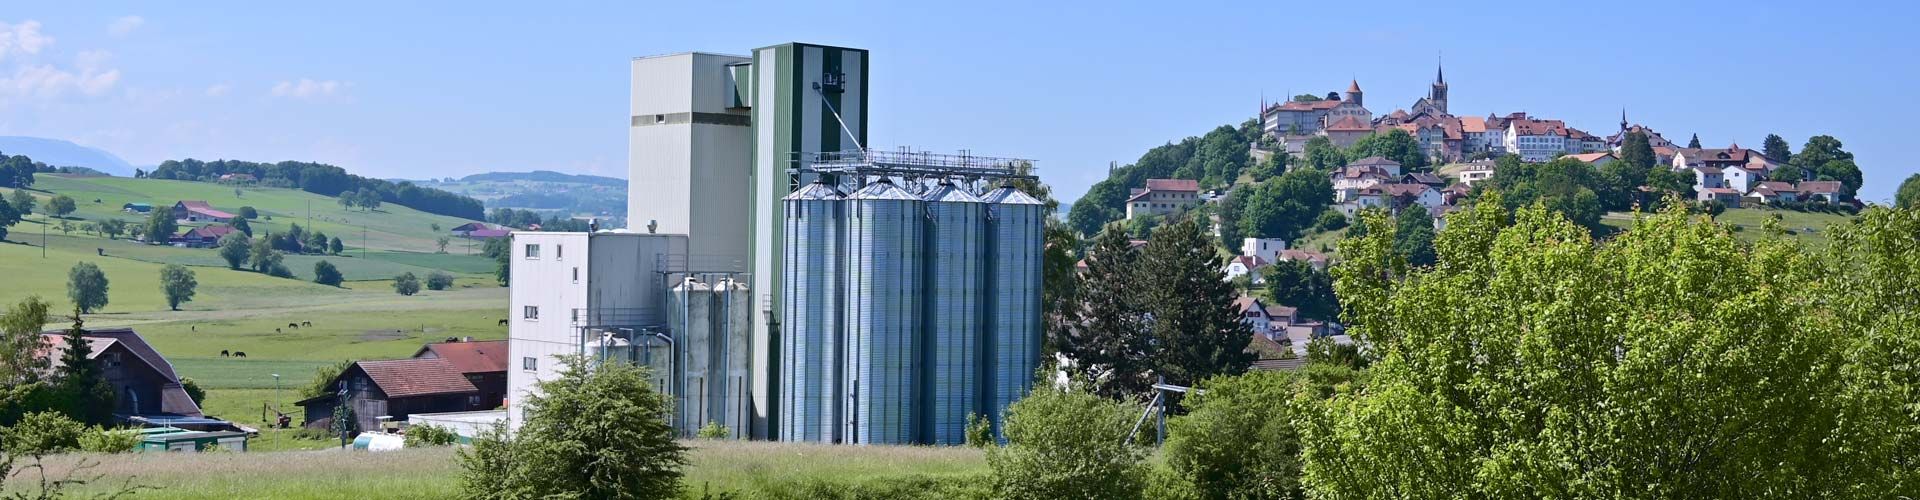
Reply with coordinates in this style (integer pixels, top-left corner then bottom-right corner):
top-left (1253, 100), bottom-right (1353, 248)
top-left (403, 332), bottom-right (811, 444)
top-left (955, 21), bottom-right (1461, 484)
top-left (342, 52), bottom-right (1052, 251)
top-left (329, 236), bottom-right (344, 255)
top-left (1620, 130), bottom-right (1655, 169)
top-left (1138, 216), bottom-right (1254, 386)
top-left (55, 310), bottom-right (114, 425)
top-left (230, 217), bottom-right (251, 237)
top-left (1762, 133), bottom-right (1792, 161)
top-left (1263, 259), bottom-right (1338, 322)
top-left (1071, 226), bottom-right (1153, 398)
top-left (1041, 224), bottom-right (1081, 356)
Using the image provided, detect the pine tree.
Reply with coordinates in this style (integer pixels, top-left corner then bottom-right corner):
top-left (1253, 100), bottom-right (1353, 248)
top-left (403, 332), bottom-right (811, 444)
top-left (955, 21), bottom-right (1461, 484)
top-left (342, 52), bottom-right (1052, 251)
top-left (1071, 225), bottom-right (1153, 398)
top-left (1040, 224), bottom-right (1082, 356)
top-left (1762, 134), bottom-right (1792, 161)
top-left (56, 309), bottom-right (114, 424)
top-left (1137, 216), bottom-right (1254, 386)
top-left (1621, 130), bottom-right (1655, 169)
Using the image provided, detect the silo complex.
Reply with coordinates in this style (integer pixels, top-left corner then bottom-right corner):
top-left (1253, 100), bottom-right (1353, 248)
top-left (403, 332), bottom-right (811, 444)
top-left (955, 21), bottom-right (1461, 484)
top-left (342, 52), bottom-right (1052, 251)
top-left (921, 183), bottom-right (985, 445)
top-left (776, 175), bottom-right (1042, 445)
top-left (780, 181), bottom-right (845, 442)
top-left (844, 179), bottom-right (924, 444)
top-left (711, 278), bottom-right (752, 438)
top-left (982, 185), bottom-right (1045, 437)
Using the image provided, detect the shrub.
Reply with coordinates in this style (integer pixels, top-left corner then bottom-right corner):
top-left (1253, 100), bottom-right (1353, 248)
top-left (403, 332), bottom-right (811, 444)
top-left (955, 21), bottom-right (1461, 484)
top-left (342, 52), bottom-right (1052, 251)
top-left (1164, 371), bottom-right (1305, 499)
top-left (267, 262), bottom-right (295, 278)
top-left (426, 271), bottom-right (455, 291)
top-left (964, 412), bottom-right (994, 448)
top-left (405, 424), bottom-right (459, 447)
top-left (238, 206), bottom-right (258, 219)
top-left (2, 411), bottom-right (87, 454)
top-left (313, 261), bottom-right (344, 286)
top-left (393, 272), bottom-right (422, 296)
top-left (1315, 209), bottom-right (1349, 231)
top-left (458, 356), bottom-right (687, 499)
top-left (180, 377), bottom-right (207, 406)
top-left (988, 382), bottom-right (1148, 500)
top-left (696, 421), bottom-right (730, 440)
top-left (77, 427), bottom-right (141, 453)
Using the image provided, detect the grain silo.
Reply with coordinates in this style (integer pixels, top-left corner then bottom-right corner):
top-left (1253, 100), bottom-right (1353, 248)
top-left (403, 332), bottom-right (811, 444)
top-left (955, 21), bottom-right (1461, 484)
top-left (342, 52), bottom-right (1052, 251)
top-left (920, 181), bottom-right (985, 445)
top-left (779, 181), bottom-right (845, 442)
top-left (669, 277), bottom-right (713, 436)
top-left (843, 178), bottom-right (923, 445)
top-left (982, 183), bottom-right (1044, 439)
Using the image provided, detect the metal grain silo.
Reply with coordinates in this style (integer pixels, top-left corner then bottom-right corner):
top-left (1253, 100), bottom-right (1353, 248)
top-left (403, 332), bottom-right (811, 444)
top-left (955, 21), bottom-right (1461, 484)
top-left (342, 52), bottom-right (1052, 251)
top-left (844, 178), bottom-right (923, 445)
top-left (711, 277), bottom-right (752, 439)
top-left (669, 277), bottom-right (714, 436)
top-left (780, 181), bottom-right (844, 442)
top-left (982, 184), bottom-right (1044, 439)
top-left (920, 181), bottom-right (984, 445)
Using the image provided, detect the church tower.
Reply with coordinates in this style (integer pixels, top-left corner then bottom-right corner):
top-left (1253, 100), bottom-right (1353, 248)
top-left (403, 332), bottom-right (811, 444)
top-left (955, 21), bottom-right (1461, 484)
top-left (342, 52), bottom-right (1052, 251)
top-left (1346, 79), bottom-right (1364, 108)
top-left (1429, 60), bottom-right (1448, 114)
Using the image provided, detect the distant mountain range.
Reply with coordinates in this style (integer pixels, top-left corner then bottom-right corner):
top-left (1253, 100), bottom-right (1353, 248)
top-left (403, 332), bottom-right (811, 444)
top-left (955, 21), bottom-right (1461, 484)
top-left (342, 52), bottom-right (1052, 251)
top-left (0, 136), bottom-right (136, 177)
top-left (456, 170), bottom-right (625, 187)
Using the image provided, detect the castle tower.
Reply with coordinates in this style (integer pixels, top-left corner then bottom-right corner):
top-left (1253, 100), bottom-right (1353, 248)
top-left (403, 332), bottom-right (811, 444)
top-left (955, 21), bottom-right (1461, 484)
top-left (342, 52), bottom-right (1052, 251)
top-left (1429, 60), bottom-right (1448, 114)
top-left (1346, 79), bottom-right (1363, 108)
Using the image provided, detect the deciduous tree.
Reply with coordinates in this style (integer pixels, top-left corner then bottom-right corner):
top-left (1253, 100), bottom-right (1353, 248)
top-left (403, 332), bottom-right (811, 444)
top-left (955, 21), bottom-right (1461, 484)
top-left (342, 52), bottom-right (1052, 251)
top-left (66, 262), bottom-right (109, 314)
top-left (159, 264), bottom-right (197, 311)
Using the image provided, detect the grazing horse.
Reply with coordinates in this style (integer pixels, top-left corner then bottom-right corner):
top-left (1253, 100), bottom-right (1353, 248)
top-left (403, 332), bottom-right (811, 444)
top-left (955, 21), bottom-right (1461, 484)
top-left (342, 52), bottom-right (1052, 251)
top-left (301, 321), bottom-right (313, 327)
top-left (288, 323), bottom-right (300, 329)
top-left (220, 350), bottom-right (230, 357)
top-left (233, 352), bottom-right (247, 358)
top-left (498, 319), bottom-right (509, 326)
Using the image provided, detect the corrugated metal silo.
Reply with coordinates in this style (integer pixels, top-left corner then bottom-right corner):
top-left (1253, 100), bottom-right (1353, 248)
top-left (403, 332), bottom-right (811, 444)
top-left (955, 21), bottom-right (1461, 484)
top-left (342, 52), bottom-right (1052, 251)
top-left (669, 277), bottom-right (713, 436)
top-left (711, 277), bottom-right (753, 439)
top-left (844, 178), bottom-right (924, 445)
top-left (779, 181), bottom-right (844, 442)
top-left (982, 184), bottom-right (1045, 439)
top-left (920, 181), bottom-right (984, 445)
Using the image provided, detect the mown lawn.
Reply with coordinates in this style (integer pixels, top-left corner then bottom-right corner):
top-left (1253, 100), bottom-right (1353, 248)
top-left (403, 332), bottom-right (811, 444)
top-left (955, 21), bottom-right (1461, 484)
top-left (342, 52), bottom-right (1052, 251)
top-left (30, 441), bottom-right (991, 499)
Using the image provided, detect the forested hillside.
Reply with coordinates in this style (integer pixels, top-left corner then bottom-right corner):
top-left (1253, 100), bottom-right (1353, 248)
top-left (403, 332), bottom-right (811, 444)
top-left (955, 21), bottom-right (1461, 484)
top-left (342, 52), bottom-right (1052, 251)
top-left (1067, 121), bottom-right (1260, 236)
top-left (146, 158), bottom-right (484, 219)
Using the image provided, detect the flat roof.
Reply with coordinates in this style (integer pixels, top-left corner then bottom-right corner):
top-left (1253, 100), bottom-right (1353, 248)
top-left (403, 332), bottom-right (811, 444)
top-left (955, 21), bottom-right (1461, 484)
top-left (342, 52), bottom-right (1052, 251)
top-left (631, 51), bottom-right (749, 61)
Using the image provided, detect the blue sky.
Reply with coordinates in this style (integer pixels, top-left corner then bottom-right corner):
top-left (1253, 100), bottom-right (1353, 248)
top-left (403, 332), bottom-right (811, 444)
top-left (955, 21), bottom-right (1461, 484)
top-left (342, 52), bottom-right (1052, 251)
top-left (2, 1), bottom-right (1915, 203)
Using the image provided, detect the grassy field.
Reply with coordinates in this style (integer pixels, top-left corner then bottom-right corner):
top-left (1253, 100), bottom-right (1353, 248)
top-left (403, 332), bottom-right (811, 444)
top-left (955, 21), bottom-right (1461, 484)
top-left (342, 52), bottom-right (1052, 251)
top-left (3, 228), bottom-right (490, 282)
top-left (27, 441), bottom-right (990, 499)
top-left (5, 175), bottom-right (482, 253)
top-left (1602, 207), bottom-right (1855, 246)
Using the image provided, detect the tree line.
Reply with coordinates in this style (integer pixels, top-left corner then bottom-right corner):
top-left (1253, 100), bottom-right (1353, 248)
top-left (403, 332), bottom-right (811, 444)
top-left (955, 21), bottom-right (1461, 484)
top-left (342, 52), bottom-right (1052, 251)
top-left (145, 158), bottom-right (484, 219)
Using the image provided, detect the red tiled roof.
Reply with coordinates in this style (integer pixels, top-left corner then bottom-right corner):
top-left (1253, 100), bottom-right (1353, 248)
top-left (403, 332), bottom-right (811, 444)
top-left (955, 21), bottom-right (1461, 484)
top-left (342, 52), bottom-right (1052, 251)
top-left (182, 225), bottom-right (237, 239)
top-left (1230, 255), bottom-right (1268, 269)
top-left (1460, 116), bottom-right (1488, 133)
top-left (1564, 152), bottom-right (1614, 163)
top-left (1275, 99), bottom-right (1343, 112)
top-left (1798, 181), bottom-right (1842, 194)
top-left (1509, 118), bottom-right (1567, 136)
top-left (413, 340), bottom-right (508, 374)
top-left (1349, 156), bottom-right (1401, 168)
top-left (177, 201), bottom-right (236, 219)
top-left (1755, 181), bottom-right (1796, 192)
top-left (357, 358), bottom-right (478, 398)
top-left (1381, 183), bottom-right (1431, 197)
top-left (1325, 116), bottom-right (1372, 132)
top-left (1145, 178), bottom-right (1200, 192)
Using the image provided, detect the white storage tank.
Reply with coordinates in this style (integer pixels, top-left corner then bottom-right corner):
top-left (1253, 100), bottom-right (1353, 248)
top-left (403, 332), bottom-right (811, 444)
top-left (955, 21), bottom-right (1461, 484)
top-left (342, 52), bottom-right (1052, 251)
top-left (669, 277), bottom-right (713, 436)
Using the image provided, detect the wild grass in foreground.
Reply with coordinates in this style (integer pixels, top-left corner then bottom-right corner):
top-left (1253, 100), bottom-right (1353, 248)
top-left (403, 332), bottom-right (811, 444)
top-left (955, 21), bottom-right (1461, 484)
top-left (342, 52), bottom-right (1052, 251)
top-left (28, 441), bottom-right (989, 499)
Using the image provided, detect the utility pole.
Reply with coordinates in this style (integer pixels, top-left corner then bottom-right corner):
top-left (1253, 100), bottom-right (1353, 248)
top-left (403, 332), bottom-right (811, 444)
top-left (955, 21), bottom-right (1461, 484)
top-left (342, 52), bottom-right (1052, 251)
top-left (42, 215), bottom-right (48, 258)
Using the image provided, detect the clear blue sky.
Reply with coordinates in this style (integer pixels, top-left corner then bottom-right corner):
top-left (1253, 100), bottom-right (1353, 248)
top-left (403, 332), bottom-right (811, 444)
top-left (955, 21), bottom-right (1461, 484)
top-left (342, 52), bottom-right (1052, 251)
top-left (2, 1), bottom-right (1914, 203)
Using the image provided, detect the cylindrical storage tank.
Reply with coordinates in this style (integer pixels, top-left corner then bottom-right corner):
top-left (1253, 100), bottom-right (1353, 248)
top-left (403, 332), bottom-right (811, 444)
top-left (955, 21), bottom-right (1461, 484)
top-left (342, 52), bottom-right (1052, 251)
top-left (920, 181), bottom-right (984, 445)
top-left (844, 178), bottom-right (924, 445)
top-left (982, 184), bottom-right (1045, 440)
top-left (780, 181), bottom-right (844, 442)
top-left (669, 277), bottom-right (713, 437)
top-left (711, 277), bottom-right (752, 440)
